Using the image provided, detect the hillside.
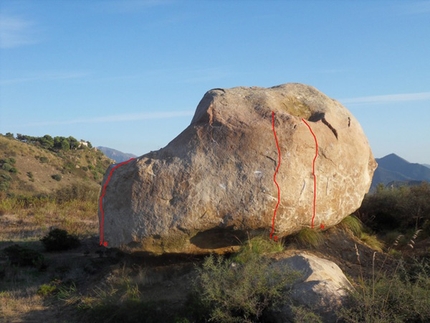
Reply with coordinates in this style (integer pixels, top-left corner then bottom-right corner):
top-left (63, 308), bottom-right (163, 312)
top-left (0, 134), bottom-right (114, 196)
top-left (371, 153), bottom-right (430, 190)
top-left (97, 146), bottom-right (136, 163)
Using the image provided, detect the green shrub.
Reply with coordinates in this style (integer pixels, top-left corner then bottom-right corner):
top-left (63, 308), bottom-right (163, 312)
top-left (51, 174), bottom-right (62, 181)
top-left (37, 283), bottom-right (57, 297)
top-left (232, 236), bottom-right (284, 264)
top-left (1, 162), bottom-right (16, 173)
top-left (195, 253), bottom-right (299, 323)
top-left (290, 305), bottom-right (323, 323)
top-left (27, 171), bottom-right (35, 182)
top-left (0, 181), bottom-right (10, 191)
top-left (1, 173), bottom-right (12, 181)
top-left (39, 156), bottom-right (49, 163)
top-left (2, 244), bottom-right (46, 269)
top-left (40, 228), bottom-right (80, 252)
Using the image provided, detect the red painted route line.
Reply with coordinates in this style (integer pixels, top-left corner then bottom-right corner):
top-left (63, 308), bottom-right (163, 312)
top-left (270, 111), bottom-right (281, 241)
top-left (301, 119), bottom-right (319, 229)
top-left (99, 158), bottom-right (136, 247)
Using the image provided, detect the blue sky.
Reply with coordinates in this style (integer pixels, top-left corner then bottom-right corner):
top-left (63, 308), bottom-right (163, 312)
top-left (1, 0), bottom-right (429, 164)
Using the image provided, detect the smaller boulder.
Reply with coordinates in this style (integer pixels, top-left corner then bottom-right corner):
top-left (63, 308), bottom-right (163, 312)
top-left (270, 252), bottom-right (352, 322)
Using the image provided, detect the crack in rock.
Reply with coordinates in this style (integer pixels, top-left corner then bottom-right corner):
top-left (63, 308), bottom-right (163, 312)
top-left (309, 112), bottom-right (338, 139)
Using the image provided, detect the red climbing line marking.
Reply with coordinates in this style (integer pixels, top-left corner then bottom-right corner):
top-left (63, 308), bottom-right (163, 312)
top-left (99, 158), bottom-right (136, 247)
top-left (301, 119), bottom-right (319, 229)
top-left (270, 111), bottom-right (281, 241)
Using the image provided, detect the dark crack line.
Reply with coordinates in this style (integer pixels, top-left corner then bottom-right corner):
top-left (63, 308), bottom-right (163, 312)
top-left (265, 155), bottom-right (277, 168)
top-left (321, 117), bottom-right (338, 139)
top-left (309, 112), bottom-right (338, 140)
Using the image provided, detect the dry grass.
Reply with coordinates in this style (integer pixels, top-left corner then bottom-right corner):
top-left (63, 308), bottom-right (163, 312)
top-left (0, 286), bottom-right (51, 321)
top-left (359, 232), bottom-right (384, 253)
top-left (0, 199), bottom-right (98, 242)
top-left (0, 195), bottom-right (99, 322)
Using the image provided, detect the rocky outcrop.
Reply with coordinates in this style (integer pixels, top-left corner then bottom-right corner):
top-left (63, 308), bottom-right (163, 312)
top-left (99, 83), bottom-right (377, 254)
top-left (269, 252), bottom-right (353, 322)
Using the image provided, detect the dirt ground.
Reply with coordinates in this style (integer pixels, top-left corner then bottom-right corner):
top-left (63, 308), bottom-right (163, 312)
top-left (1, 221), bottom-right (427, 323)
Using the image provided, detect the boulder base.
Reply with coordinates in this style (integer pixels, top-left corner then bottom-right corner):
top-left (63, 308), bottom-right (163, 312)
top-left (99, 83), bottom-right (376, 254)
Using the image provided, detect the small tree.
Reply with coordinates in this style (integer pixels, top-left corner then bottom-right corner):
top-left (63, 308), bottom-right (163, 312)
top-left (61, 138), bottom-right (70, 151)
top-left (68, 136), bottom-right (79, 149)
top-left (40, 134), bottom-right (54, 149)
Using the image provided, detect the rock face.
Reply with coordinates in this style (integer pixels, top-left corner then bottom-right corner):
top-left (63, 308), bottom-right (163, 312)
top-left (99, 83), bottom-right (377, 254)
top-left (270, 252), bottom-right (353, 322)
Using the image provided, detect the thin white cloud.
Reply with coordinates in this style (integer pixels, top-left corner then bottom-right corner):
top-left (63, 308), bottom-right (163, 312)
top-left (111, 66), bottom-right (231, 84)
top-left (340, 92), bottom-right (430, 105)
top-left (0, 66), bottom-right (229, 86)
top-left (0, 71), bottom-right (90, 85)
top-left (19, 111), bottom-right (195, 127)
top-left (0, 14), bottom-right (40, 48)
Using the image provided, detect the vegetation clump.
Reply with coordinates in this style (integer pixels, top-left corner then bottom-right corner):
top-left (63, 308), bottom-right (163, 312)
top-left (2, 244), bottom-right (45, 269)
top-left (191, 237), bottom-right (301, 323)
top-left (357, 183), bottom-right (430, 237)
top-left (0, 157), bottom-right (17, 173)
top-left (290, 227), bottom-right (324, 248)
top-left (37, 283), bottom-right (58, 297)
top-left (338, 259), bottom-right (430, 322)
top-left (51, 174), bottom-right (62, 181)
top-left (232, 235), bottom-right (284, 264)
top-left (195, 253), bottom-right (290, 322)
top-left (340, 215), bottom-right (363, 237)
top-left (40, 228), bottom-right (81, 252)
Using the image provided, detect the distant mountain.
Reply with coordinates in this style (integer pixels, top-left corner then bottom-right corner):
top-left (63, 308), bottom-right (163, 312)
top-left (424, 164), bottom-right (430, 169)
top-left (371, 153), bottom-right (430, 190)
top-left (97, 146), bottom-right (137, 163)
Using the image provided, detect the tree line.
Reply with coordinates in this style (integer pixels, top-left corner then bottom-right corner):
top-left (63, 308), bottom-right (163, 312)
top-left (2, 132), bottom-right (92, 151)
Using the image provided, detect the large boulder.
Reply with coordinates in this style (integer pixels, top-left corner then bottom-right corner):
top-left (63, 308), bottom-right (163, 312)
top-left (99, 83), bottom-right (377, 254)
